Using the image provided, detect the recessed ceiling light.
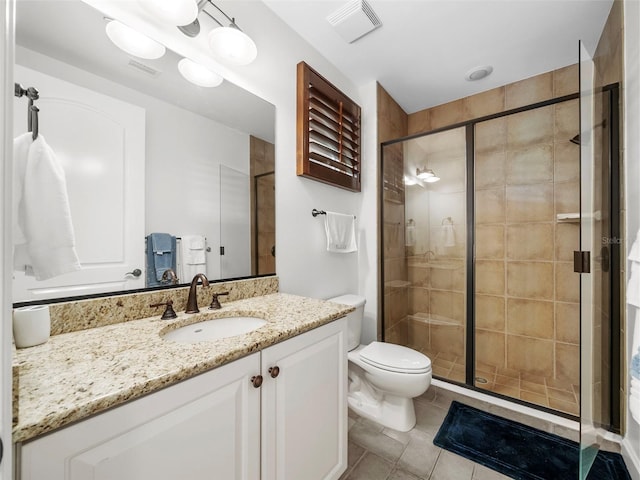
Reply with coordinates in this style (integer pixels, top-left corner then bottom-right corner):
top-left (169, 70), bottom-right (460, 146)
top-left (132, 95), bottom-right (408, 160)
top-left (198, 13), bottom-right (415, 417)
top-left (465, 65), bottom-right (493, 81)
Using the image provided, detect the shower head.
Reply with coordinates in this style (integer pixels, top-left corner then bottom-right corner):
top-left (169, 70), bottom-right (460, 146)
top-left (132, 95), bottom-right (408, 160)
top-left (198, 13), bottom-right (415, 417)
top-left (569, 120), bottom-right (607, 146)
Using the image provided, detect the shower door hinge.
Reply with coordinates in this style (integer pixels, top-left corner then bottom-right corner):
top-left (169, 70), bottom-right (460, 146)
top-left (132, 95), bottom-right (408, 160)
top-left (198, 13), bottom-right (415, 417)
top-left (573, 251), bottom-right (591, 273)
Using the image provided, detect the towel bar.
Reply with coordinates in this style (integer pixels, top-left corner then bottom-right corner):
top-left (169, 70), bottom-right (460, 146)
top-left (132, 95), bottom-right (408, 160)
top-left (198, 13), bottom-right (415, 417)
top-left (312, 208), bottom-right (356, 219)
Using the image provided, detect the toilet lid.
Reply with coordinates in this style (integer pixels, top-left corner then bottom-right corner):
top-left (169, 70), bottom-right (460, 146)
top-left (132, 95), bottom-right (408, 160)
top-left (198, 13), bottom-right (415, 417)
top-left (359, 342), bottom-right (431, 374)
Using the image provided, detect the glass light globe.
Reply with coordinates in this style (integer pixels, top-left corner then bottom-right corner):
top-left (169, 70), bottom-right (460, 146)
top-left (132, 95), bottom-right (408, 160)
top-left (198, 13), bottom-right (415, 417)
top-left (416, 167), bottom-right (435, 180)
top-left (178, 58), bottom-right (223, 87)
top-left (138, 0), bottom-right (198, 26)
top-left (105, 20), bottom-right (165, 59)
top-left (208, 26), bottom-right (257, 66)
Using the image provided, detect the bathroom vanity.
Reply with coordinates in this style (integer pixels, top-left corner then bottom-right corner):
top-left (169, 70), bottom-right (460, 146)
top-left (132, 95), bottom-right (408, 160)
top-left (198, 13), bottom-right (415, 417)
top-left (13, 289), bottom-right (352, 480)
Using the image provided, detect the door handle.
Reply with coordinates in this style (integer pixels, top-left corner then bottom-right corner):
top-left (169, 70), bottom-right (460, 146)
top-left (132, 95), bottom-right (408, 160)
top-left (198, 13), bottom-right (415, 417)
top-left (125, 268), bottom-right (142, 277)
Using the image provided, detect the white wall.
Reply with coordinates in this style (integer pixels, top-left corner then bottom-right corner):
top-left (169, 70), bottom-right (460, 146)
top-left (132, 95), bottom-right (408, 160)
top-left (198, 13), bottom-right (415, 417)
top-left (201, 2), bottom-right (373, 305)
top-left (15, 46), bottom-right (251, 282)
top-left (144, 100), bottom-right (250, 281)
top-left (623, 0), bottom-right (640, 476)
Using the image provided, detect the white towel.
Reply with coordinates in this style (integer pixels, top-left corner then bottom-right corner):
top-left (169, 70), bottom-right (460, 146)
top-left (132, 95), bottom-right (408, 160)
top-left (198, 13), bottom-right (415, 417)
top-left (180, 234), bottom-right (207, 279)
top-left (12, 133), bottom-right (31, 247)
top-left (628, 262), bottom-right (640, 308)
top-left (405, 221), bottom-right (415, 247)
top-left (630, 230), bottom-right (640, 262)
top-left (324, 212), bottom-right (357, 253)
top-left (442, 223), bottom-right (456, 247)
top-left (631, 390), bottom-right (640, 424)
top-left (13, 134), bottom-right (80, 280)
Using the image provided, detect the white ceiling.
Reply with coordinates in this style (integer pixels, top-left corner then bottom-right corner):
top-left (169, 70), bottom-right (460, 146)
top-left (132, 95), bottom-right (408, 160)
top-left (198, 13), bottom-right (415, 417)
top-left (263, 0), bottom-right (614, 114)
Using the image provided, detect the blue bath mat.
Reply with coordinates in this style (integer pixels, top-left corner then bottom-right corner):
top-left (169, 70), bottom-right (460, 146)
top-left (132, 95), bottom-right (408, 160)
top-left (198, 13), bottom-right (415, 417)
top-left (433, 401), bottom-right (630, 480)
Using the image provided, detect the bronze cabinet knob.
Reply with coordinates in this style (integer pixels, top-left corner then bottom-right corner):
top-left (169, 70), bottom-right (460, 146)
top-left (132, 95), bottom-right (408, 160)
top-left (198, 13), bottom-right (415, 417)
top-left (251, 375), bottom-right (263, 388)
top-left (268, 366), bottom-right (280, 378)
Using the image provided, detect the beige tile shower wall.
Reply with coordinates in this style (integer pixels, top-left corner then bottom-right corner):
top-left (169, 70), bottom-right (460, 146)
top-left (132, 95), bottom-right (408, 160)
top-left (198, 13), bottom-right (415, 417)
top-left (475, 96), bottom-right (580, 385)
top-left (408, 65), bottom-right (579, 136)
top-left (378, 84), bottom-right (409, 344)
top-left (408, 65), bottom-right (580, 385)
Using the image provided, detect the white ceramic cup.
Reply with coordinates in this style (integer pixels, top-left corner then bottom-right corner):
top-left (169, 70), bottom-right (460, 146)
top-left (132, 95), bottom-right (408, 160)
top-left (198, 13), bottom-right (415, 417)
top-left (13, 305), bottom-right (51, 348)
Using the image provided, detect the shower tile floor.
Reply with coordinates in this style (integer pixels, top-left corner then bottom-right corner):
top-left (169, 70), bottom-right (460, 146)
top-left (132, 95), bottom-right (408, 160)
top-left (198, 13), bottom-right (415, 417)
top-left (421, 350), bottom-right (580, 417)
top-left (339, 385), bottom-right (585, 480)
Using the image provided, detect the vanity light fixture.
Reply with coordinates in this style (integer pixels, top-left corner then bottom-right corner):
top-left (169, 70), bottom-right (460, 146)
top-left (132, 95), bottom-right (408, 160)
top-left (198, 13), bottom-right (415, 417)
top-left (138, 0), bottom-right (199, 27)
top-left (416, 167), bottom-right (440, 183)
top-left (178, 58), bottom-right (223, 87)
top-left (424, 173), bottom-right (440, 183)
top-left (178, 0), bottom-right (257, 66)
top-left (403, 175), bottom-right (418, 186)
top-left (105, 20), bottom-right (166, 60)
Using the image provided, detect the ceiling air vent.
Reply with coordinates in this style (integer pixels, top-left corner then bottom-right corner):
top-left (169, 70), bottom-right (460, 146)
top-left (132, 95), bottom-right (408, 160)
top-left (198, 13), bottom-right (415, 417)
top-left (327, 0), bottom-right (382, 44)
top-left (127, 59), bottom-right (161, 77)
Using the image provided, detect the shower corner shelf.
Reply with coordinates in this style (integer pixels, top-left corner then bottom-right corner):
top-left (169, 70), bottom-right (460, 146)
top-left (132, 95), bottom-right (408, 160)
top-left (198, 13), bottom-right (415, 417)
top-left (408, 312), bottom-right (460, 326)
top-left (384, 280), bottom-right (411, 289)
top-left (556, 212), bottom-right (580, 223)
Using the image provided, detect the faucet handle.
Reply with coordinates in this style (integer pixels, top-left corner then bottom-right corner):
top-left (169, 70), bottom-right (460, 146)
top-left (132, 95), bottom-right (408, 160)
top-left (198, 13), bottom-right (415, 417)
top-left (209, 291), bottom-right (230, 310)
top-left (150, 300), bottom-right (178, 320)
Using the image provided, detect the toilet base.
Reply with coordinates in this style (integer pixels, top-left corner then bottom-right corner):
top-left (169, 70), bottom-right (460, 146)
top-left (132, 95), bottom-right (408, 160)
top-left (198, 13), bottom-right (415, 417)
top-left (347, 390), bottom-right (417, 432)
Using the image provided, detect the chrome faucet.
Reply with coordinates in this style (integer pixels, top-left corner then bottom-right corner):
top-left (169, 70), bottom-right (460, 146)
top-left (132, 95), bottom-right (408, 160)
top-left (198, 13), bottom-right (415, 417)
top-left (161, 268), bottom-right (178, 285)
top-left (185, 273), bottom-right (209, 314)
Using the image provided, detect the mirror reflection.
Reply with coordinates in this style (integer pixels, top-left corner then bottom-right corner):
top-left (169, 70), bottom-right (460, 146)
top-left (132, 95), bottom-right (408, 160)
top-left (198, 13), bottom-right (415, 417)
top-left (13, 0), bottom-right (276, 303)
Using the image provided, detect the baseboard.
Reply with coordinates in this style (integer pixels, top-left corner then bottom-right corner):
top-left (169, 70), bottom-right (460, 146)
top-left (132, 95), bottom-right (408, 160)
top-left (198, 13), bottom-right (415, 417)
top-left (622, 437), bottom-right (640, 480)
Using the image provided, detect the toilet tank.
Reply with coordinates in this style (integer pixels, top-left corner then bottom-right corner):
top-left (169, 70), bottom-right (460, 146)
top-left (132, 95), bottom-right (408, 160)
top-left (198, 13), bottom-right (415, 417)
top-left (328, 294), bottom-right (366, 351)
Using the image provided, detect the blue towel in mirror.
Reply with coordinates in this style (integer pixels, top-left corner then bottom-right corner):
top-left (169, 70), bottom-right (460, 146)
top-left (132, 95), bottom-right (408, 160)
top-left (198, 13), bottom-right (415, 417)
top-left (146, 233), bottom-right (176, 286)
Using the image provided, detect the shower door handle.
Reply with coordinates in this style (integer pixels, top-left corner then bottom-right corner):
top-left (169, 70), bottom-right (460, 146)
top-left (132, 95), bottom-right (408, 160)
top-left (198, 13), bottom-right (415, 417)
top-left (573, 251), bottom-right (591, 273)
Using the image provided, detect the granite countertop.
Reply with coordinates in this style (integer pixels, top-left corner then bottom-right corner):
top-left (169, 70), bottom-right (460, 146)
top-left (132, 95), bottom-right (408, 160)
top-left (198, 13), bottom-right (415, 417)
top-left (12, 293), bottom-right (354, 443)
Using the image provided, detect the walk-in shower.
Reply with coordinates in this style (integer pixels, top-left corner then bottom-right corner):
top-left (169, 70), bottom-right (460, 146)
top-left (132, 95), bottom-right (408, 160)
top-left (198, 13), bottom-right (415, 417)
top-left (380, 86), bottom-right (620, 424)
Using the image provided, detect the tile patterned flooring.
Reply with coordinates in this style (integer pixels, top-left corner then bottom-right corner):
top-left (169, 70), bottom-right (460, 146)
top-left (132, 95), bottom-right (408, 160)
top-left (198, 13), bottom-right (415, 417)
top-left (340, 385), bottom-right (584, 480)
top-left (421, 351), bottom-right (580, 417)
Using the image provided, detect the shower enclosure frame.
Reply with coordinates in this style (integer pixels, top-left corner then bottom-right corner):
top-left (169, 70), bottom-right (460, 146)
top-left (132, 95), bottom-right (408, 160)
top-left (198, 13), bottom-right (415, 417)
top-left (380, 84), bottom-right (621, 430)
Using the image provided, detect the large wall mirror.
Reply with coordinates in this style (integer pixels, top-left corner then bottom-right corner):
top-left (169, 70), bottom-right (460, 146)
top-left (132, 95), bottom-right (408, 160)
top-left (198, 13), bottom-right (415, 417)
top-left (13, 0), bottom-right (276, 303)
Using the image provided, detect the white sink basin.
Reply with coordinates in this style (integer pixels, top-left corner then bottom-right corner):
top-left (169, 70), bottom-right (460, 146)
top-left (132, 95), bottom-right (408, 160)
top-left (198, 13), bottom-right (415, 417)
top-left (163, 316), bottom-right (267, 343)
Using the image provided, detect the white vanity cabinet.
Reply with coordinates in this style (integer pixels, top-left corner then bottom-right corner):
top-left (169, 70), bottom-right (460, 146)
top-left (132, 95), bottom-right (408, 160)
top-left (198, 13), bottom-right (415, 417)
top-left (261, 317), bottom-right (347, 480)
top-left (19, 352), bottom-right (262, 480)
top-left (19, 318), bottom-right (347, 480)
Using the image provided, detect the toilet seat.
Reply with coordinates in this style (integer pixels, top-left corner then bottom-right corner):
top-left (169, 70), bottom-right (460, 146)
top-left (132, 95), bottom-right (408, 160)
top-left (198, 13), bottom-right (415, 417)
top-left (359, 342), bottom-right (431, 374)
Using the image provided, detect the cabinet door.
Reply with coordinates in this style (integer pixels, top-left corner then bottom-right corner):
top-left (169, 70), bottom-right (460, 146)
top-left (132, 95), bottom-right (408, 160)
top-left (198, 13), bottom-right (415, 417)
top-left (261, 318), bottom-right (348, 480)
top-left (20, 353), bottom-right (261, 480)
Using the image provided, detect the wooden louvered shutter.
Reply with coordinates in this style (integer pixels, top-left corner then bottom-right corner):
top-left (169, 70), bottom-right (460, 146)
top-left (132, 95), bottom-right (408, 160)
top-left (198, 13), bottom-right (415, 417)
top-left (296, 62), bottom-right (361, 192)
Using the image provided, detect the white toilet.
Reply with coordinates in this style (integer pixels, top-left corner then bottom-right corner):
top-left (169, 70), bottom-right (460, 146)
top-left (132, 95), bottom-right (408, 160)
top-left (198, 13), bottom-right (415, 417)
top-left (329, 294), bottom-right (432, 432)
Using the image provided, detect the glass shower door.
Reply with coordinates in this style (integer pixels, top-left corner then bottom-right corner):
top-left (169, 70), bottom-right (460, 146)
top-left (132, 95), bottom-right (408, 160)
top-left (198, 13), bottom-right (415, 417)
top-left (380, 127), bottom-right (467, 380)
top-left (578, 39), bottom-right (599, 479)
